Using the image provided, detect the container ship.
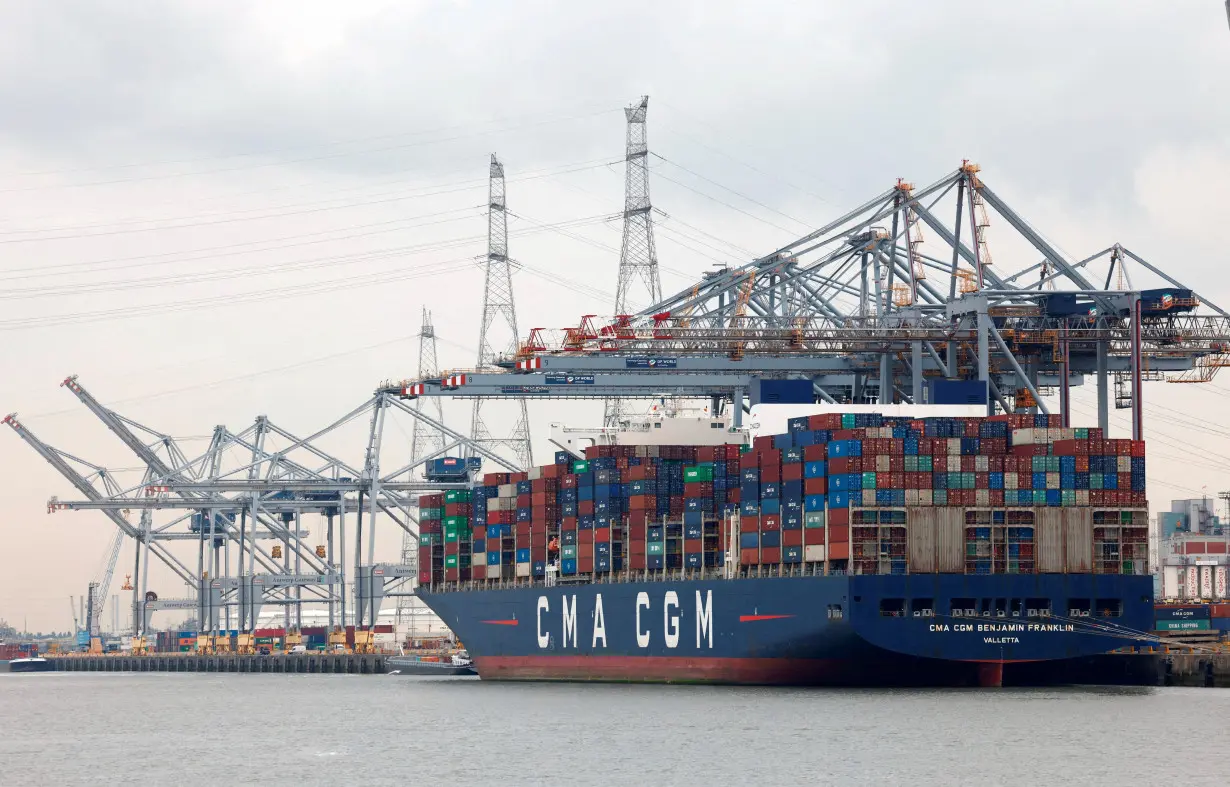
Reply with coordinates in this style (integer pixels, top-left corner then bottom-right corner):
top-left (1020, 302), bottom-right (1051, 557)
top-left (415, 412), bottom-right (1157, 687)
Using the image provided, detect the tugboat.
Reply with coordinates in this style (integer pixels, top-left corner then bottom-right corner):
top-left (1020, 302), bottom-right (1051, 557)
top-left (387, 649), bottom-right (476, 676)
top-left (3, 656), bottom-right (53, 673)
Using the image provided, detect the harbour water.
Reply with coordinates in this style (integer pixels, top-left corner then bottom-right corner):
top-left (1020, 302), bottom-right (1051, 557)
top-left (1, 673), bottom-right (1226, 785)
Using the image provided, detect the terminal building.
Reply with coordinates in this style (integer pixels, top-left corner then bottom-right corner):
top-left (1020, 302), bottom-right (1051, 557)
top-left (1157, 498), bottom-right (1230, 600)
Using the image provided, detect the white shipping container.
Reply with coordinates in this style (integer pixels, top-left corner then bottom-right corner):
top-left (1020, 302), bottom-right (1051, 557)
top-left (1162, 566), bottom-right (1183, 599)
top-left (1216, 567), bottom-right (1228, 599)
top-left (936, 508), bottom-right (965, 572)
top-left (1036, 508), bottom-right (1064, 573)
top-left (515, 563), bottom-right (531, 578)
top-left (918, 489), bottom-right (933, 506)
top-left (1075, 490), bottom-right (1089, 506)
top-left (804, 545), bottom-right (826, 562)
top-left (527, 467), bottom-right (542, 481)
top-left (876, 455), bottom-right (890, 472)
top-left (948, 438), bottom-right (962, 455)
top-left (974, 455), bottom-right (989, 473)
top-left (498, 484), bottom-right (517, 497)
top-left (1047, 473), bottom-right (1060, 490)
top-left (1005, 473), bottom-right (1018, 490)
top-left (862, 490), bottom-right (876, 506)
top-left (1117, 456), bottom-right (1132, 473)
top-left (1186, 567), bottom-right (1199, 599)
top-left (975, 489), bottom-right (989, 507)
top-left (1201, 566), bottom-right (1214, 598)
top-left (472, 553), bottom-right (486, 566)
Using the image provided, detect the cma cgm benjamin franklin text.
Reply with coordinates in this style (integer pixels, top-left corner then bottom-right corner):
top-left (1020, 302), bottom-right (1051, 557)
top-left (415, 411), bottom-right (1158, 687)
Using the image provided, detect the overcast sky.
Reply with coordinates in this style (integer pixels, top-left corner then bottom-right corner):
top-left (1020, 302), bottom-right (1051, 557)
top-left (2, 1), bottom-right (1228, 632)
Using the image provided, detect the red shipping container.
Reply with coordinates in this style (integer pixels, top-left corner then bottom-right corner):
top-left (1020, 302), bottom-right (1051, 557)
top-left (594, 527), bottom-right (611, 543)
top-left (630, 554), bottom-right (647, 570)
top-left (684, 538), bottom-right (703, 554)
top-left (445, 567), bottom-right (459, 581)
top-left (975, 473), bottom-right (989, 489)
top-left (782, 463), bottom-right (803, 482)
top-left (445, 541), bottom-right (460, 556)
top-left (579, 500), bottom-right (595, 516)
top-left (728, 488), bottom-right (741, 504)
top-left (516, 493), bottom-right (531, 508)
top-left (740, 548), bottom-right (760, 566)
top-left (684, 482), bottom-right (714, 498)
top-left (782, 529), bottom-right (803, 547)
top-left (761, 465), bottom-right (781, 483)
top-left (669, 497), bottom-right (685, 515)
top-left (803, 444), bottom-right (827, 461)
top-left (804, 528), bottom-right (825, 545)
top-left (515, 522), bottom-right (531, 537)
top-left (444, 503), bottom-right (471, 517)
top-left (1210, 603), bottom-right (1230, 618)
top-left (761, 515), bottom-right (781, 531)
top-left (829, 457), bottom-right (851, 475)
top-left (418, 569), bottom-right (433, 585)
top-left (531, 491), bottom-right (556, 506)
top-left (809, 413), bottom-right (841, 430)
top-left (740, 453), bottom-right (758, 470)
top-left (829, 524), bottom-right (850, 543)
top-left (829, 508), bottom-right (850, 527)
top-left (753, 435), bottom-right (775, 451)
top-left (1130, 491), bottom-right (1146, 505)
top-left (562, 474), bottom-right (578, 489)
top-left (471, 565), bottom-right (486, 580)
top-left (579, 543), bottom-right (595, 559)
top-left (1207, 542), bottom-right (1227, 554)
top-left (760, 547), bottom-right (782, 563)
top-left (990, 490), bottom-right (1005, 507)
top-left (828, 541), bottom-right (849, 560)
top-left (481, 473), bottom-right (503, 487)
top-left (804, 477), bottom-right (827, 495)
top-left (1131, 440), bottom-right (1146, 458)
top-left (511, 472), bottom-right (528, 483)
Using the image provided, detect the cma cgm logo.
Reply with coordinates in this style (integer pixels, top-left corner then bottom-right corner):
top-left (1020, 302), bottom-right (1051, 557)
top-left (536, 591), bottom-right (714, 650)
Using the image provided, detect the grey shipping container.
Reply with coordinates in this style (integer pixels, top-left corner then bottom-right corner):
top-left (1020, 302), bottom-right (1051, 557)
top-left (936, 508), bottom-right (965, 573)
top-left (1037, 508), bottom-right (1065, 573)
top-left (907, 508), bottom-right (936, 573)
top-left (1064, 508), bottom-right (1093, 573)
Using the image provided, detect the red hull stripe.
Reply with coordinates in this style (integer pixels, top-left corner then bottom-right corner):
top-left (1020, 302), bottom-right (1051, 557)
top-left (738, 614), bottom-right (794, 622)
top-left (475, 655), bottom-right (848, 684)
top-left (480, 620), bottom-right (519, 626)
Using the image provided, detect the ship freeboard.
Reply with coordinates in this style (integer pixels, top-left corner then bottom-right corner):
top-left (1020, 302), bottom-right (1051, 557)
top-left (415, 411), bottom-right (1159, 687)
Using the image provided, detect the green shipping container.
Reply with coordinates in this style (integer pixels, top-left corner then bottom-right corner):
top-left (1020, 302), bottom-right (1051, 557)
top-left (684, 465), bottom-right (714, 483)
top-left (918, 456), bottom-right (933, 471)
top-left (861, 472), bottom-right (876, 489)
top-left (933, 489), bottom-right (947, 506)
top-left (562, 545), bottom-right (578, 559)
top-left (444, 490), bottom-right (471, 503)
top-left (572, 460), bottom-right (590, 473)
top-left (419, 533), bottom-right (440, 546)
top-left (1033, 490), bottom-right (1047, 504)
top-left (804, 512), bottom-right (825, 528)
top-left (841, 414), bottom-right (856, 429)
top-left (1156, 620), bottom-right (1210, 631)
top-left (647, 542), bottom-right (664, 556)
top-left (443, 515), bottom-right (469, 528)
top-left (445, 554), bottom-right (459, 568)
top-left (420, 507), bottom-right (443, 520)
top-left (444, 529), bottom-right (459, 544)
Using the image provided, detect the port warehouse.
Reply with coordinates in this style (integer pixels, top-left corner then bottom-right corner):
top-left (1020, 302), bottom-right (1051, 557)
top-left (420, 412), bottom-right (1149, 607)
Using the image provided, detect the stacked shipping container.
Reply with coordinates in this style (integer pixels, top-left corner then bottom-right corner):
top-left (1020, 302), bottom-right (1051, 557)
top-left (417, 413), bottom-right (1150, 587)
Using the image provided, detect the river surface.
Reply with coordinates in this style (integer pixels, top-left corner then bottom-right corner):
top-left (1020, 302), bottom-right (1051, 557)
top-left (2, 673), bottom-right (1227, 785)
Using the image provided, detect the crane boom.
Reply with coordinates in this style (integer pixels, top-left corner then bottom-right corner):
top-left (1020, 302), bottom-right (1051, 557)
top-left (92, 530), bottom-right (125, 634)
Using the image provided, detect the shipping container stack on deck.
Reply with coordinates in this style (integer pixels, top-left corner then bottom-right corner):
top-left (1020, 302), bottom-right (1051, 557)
top-left (417, 412), bottom-right (1150, 589)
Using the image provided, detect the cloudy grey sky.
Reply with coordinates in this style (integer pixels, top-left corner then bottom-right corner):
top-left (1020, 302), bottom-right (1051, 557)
top-left (2, 1), bottom-right (1228, 631)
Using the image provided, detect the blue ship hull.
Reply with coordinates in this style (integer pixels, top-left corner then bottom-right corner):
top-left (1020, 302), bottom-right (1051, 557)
top-left (419, 573), bottom-right (1159, 687)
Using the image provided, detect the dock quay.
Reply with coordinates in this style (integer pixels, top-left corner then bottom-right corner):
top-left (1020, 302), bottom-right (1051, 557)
top-left (47, 653), bottom-right (389, 674)
top-left (1162, 654), bottom-right (1230, 688)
